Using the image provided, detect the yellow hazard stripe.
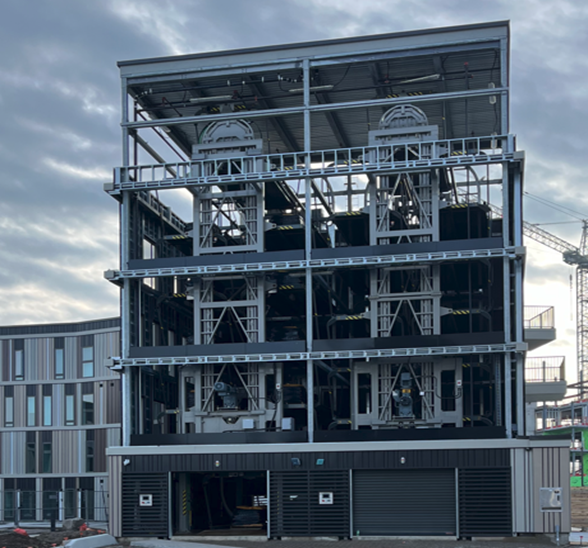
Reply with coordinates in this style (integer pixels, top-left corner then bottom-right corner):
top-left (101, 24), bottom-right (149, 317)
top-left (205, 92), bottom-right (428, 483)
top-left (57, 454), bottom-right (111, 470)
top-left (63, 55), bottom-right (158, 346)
top-left (277, 225), bottom-right (294, 230)
top-left (279, 285), bottom-right (295, 290)
top-left (173, 293), bottom-right (186, 298)
top-left (452, 310), bottom-right (470, 315)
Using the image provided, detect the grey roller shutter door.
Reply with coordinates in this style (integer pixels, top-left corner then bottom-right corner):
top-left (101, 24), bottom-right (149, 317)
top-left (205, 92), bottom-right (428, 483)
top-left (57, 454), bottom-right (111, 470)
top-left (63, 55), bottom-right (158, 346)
top-left (353, 469), bottom-right (456, 536)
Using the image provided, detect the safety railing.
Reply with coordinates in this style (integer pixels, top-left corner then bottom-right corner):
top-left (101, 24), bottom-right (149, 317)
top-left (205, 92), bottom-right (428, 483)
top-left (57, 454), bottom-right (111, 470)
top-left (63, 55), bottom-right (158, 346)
top-left (525, 356), bottom-right (565, 383)
top-left (0, 489), bottom-right (107, 524)
top-left (108, 134), bottom-right (515, 193)
top-left (524, 305), bottom-right (555, 329)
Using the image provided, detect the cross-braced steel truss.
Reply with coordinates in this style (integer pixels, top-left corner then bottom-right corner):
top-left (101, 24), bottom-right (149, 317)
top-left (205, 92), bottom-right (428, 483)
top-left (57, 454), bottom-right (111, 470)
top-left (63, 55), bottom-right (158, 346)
top-left (370, 265), bottom-right (440, 338)
top-left (194, 275), bottom-right (265, 344)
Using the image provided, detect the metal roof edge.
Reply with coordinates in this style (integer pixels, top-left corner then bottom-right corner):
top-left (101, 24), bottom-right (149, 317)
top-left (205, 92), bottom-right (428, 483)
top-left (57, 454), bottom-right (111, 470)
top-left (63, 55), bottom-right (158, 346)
top-left (117, 20), bottom-right (510, 69)
top-left (0, 316), bottom-right (121, 337)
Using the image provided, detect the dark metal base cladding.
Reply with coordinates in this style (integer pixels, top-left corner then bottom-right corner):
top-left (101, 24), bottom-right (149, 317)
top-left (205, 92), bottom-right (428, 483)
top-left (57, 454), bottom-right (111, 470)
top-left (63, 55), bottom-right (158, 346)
top-left (132, 426), bottom-right (506, 446)
top-left (132, 431), bottom-right (306, 446)
top-left (123, 447), bottom-right (510, 474)
top-left (315, 426), bottom-right (506, 442)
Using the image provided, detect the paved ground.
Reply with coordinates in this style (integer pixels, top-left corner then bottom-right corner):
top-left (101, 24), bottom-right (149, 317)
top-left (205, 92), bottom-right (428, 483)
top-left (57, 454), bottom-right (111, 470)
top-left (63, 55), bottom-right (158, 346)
top-left (126, 537), bottom-right (563, 548)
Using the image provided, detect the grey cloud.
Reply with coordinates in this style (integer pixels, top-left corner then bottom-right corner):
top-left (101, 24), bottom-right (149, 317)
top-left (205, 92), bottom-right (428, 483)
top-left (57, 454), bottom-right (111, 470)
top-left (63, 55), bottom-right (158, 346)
top-left (1, 0), bottom-right (587, 342)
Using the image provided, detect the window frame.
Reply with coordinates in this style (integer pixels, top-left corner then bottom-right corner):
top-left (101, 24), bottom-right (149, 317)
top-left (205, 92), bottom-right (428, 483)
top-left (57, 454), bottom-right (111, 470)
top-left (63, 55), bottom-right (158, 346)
top-left (82, 346), bottom-right (94, 378)
top-left (25, 440), bottom-right (36, 474)
top-left (26, 395), bottom-right (36, 427)
top-left (55, 347), bottom-right (64, 380)
top-left (4, 396), bottom-right (14, 427)
top-left (43, 395), bottom-right (52, 427)
top-left (42, 442), bottom-right (52, 473)
top-left (65, 394), bottom-right (75, 426)
top-left (14, 348), bottom-right (24, 381)
top-left (82, 393), bottom-right (94, 425)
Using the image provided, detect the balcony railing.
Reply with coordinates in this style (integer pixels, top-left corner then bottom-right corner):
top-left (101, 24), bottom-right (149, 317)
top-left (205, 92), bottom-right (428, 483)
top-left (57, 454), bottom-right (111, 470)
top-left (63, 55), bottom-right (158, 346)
top-left (525, 356), bottom-right (565, 383)
top-left (108, 134), bottom-right (516, 193)
top-left (524, 306), bottom-right (555, 329)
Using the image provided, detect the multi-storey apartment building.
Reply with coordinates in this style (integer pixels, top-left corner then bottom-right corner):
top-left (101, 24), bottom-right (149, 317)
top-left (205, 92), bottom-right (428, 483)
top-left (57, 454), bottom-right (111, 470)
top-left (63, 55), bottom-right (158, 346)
top-left (105, 22), bottom-right (570, 539)
top-left (0, 318), bottom-right (120, 522)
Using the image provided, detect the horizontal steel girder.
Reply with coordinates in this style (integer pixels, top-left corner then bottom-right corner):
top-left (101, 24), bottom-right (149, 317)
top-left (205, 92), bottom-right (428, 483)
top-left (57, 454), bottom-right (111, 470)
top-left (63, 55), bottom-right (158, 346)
top-left (122, 87), bottom-right (508, 130)
top-left (106, 135), bottom-right (521, 195)
top-left (111, 342), bottom-right (526, 367)
top-left (104, 247), bottom-right (524, 281)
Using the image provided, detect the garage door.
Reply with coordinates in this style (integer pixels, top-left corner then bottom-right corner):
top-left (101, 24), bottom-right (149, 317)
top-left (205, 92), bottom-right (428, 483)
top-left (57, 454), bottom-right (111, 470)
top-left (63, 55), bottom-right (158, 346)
top-left (353, 469), bottom-right (456, 536)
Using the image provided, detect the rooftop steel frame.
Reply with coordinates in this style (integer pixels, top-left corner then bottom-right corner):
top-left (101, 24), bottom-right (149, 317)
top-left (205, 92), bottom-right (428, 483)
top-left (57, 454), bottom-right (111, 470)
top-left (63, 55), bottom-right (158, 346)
top-left (110, 21), bottom-right (530, 447)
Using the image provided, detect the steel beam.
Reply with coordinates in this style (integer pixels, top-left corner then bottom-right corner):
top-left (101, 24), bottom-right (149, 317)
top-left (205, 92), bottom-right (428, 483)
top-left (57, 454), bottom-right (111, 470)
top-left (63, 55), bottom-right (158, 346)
top-left (104, 247), bottom-right (523, 281)
top-left (111, 343), bottom-right (526, 367)
top-left (122, 87), bottom-right (509, 130)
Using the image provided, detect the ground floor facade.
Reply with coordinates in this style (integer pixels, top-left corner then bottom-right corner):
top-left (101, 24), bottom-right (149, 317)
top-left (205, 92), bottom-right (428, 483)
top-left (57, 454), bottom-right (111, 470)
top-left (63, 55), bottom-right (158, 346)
top-left (0, 474), bottom-right (108, 523)
top-left (108, 438), bottom-right (570, 539)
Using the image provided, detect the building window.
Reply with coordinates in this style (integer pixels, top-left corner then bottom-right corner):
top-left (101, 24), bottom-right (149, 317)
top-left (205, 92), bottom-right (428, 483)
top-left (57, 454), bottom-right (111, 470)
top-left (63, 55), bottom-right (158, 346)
top-left (42, 442), bottom-right (52, 473)
top-left (25, 433), bottom-right (36, 473)
top-left (55, 338), bottom-right (64, 379)
top-left (65, 394), bottom-right (75, 426)
top-left (26, 396), bottom-right (36, 427)
top-left (4, 386), bottom-right (14, 427)
top-left (82, 383), bottom-right (94, 425)
top-left (14, 340), bottom-right (24, 380)
top-left (82, 346), bottom-right (94, 378)
top-left (86, 430), bottom-right (94, 472)
top-left (43, 396), bottom-right (52, 426)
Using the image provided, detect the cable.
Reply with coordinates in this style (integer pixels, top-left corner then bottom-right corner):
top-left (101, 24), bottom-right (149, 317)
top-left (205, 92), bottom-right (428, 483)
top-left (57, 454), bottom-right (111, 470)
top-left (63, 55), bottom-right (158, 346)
top-left (524, 191), bottom-right (587, 221)
top-left (331, 64), bottom-right (352, 89)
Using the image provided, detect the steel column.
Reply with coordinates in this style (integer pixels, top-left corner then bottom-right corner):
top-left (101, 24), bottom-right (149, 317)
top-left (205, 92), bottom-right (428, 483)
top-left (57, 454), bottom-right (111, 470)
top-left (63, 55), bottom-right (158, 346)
top-left (303, 58), bottom-right (314, 443)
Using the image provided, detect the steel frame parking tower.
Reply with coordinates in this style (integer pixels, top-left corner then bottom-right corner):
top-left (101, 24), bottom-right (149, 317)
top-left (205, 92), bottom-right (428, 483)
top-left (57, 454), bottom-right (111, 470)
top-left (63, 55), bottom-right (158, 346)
top-left (105, 22), bottom-right (570, 539)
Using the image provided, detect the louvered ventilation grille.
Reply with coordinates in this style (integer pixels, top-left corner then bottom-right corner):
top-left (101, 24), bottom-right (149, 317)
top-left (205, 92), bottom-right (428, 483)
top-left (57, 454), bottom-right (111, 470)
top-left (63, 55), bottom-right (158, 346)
top-left (270, 471), bottom-right (349, 537)
top-left (122, 473), bottom-right (168, 537)
top-left (459, 468), bottom-right (512, 536)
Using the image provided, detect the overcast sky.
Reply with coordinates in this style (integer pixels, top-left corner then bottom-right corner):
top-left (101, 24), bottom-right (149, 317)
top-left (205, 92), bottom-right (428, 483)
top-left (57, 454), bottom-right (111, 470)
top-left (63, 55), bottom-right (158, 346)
top-left (0, 0), bottom-right (586, 379)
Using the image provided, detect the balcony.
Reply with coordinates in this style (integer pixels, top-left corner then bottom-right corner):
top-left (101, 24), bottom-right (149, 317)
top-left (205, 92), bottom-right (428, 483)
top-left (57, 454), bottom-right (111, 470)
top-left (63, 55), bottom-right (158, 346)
top-left (525, 356), bottom-right (567, 403)
top-left (524, 306), bottom-right (556, 350)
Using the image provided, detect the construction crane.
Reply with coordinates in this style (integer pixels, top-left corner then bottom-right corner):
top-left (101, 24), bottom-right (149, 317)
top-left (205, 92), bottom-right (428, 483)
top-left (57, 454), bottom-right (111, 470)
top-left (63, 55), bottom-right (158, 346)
top-left (489, 202), bottom-right (588, 395)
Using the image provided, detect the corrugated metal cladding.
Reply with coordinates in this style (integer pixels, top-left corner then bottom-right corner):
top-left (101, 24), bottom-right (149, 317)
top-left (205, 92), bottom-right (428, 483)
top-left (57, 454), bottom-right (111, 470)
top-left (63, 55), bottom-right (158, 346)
top-left (127, 448), bottom-right (509, 473)
top-left (530, 447), bottom-right (571, 534)
top-left (122, 473), bottom-right (168, 537)
top-left (353, 470), bottom-right (456, 536)
top-left (458, 468), bottom-right (512, 536)
top-left (108, 455), bottom-right (123, 538)
top-left (269, 471), bottom-right (349, 538)
top-left (0, 332), bottom-right (119, 382)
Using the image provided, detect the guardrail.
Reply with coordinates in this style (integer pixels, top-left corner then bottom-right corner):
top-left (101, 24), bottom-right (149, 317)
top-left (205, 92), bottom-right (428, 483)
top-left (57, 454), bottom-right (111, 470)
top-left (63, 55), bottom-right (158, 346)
top-left (524, 305), bottom-right (555, 329)
top-left (0, 489), bottom-right (107, 523)
top-left (525, 356), bottom-right (565, 383)
top-left (108, 134), bottom-right (516, 193)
